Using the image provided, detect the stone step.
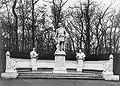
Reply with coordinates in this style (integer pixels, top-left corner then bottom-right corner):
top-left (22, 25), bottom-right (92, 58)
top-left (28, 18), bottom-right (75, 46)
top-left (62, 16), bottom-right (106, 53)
top-left (18, 76), bottom-right (103, 80)
top-left (19, 74), bottom-right (101, 77)
top-left (17, 72), bottom-right (103, 80)
top-left (19, 72), bottom-right (100, 76)
top-left (17, 76), bottom-right (103, 80)
top-left (17, 69), bottom-right (102, 74)
top-left (82, 69), bottom-right (102, 74)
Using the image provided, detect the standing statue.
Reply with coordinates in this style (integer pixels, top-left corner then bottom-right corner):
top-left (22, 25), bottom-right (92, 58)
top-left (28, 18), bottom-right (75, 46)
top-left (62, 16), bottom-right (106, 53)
top-left (55, 23), bottom-right (66, 52)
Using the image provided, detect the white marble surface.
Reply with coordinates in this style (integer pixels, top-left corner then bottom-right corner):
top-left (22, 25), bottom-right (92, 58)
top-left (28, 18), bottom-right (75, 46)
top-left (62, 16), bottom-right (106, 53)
top-left (4, 51), bottom-right (114, 74)
top-left (6, 58), bottom-right (111, 70)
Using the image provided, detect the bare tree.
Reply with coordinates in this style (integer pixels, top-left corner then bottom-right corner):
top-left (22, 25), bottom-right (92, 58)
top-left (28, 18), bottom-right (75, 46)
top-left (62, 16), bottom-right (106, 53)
top-left (64, 0), bottom-right (116, 55)
top-left (50, 0), bottom-right (69, 31)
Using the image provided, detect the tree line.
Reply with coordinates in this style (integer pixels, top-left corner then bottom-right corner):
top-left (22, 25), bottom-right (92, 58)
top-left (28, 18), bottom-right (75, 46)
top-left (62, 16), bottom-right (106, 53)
top-left (0, 0), bottom-right (120, 56)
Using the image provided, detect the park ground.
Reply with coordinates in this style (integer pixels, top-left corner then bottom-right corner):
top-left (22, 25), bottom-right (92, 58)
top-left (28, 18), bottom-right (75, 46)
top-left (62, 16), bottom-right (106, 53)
top-left (0, 79), bottom-right (120, 86)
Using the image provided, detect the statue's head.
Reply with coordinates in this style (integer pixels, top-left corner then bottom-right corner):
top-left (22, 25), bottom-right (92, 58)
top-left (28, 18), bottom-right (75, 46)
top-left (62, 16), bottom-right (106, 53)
top-left (78, 48), bottom-right (83, 53)
top-left (33, 47), bottom-right (36, 51)
top-left (58, 23), bottom-right (62, 27)
top-left (79, 49), bottom-right (82, 53)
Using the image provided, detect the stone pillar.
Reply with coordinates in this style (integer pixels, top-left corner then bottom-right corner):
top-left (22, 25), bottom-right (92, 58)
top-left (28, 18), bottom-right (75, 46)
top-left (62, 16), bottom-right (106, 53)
top-left (31, 58), bottom-right (37, 70)
top-left (30, 49), bottom-right (38, 71)
top-left (53, 51), bottom-right (67, 73)
top-left (77, 57), bottom-right (84, 72)
top-left (5, 51), bottom-right (17, 72)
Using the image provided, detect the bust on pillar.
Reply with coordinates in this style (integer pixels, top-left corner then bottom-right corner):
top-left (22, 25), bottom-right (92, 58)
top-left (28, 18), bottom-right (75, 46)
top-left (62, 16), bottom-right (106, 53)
top-left (53, 23), bottom-right (67, 73)
top-left (30, 48), bottom-right (39, 71)
top-left (76, 49), bottom-right (85, 72)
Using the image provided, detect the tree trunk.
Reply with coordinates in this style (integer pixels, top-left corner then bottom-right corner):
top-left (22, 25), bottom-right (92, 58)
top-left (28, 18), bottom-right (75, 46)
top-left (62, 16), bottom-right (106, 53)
top-left (22, 17), bottom-right (25, 51)
top-left (109, 28), bottom-right (112, 54)
top-left (85, 0), bottom-right (90, 56)
top-left (12, 0), bottom-right (18, 51)
top-left (0, 21), bottom-right (5, 74)
top-left (32, 0), bottom-right (35, 48)
top-left (19, 0), bottom-right (25, 51)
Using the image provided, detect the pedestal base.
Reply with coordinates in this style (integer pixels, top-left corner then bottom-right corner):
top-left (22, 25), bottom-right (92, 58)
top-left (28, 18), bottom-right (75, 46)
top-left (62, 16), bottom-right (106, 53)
top-left (53, 51), bottom-right (67, 73)
top-left (32, 67), bottom-right (37, 70)
top-left (31, 58), bottom-right (37, 70)
top-left (77, 60), bottom-right (83, 72)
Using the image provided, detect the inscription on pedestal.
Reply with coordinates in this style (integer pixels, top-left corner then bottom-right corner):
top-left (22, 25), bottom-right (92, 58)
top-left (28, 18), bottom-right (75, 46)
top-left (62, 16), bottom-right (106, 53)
top-left (53, 51), bottom-right (67, 73)
top-left (55, 56), bottom-right (65, 68)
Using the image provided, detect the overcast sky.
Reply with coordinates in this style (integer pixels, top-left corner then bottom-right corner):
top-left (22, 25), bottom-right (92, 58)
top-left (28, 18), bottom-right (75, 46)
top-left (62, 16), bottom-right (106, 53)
top-left (36, 0), bottom-right (120, 16)
top-left (37, 0), bottom-right (120, 12)
top-left (66, 0), bottom-right (119, 10)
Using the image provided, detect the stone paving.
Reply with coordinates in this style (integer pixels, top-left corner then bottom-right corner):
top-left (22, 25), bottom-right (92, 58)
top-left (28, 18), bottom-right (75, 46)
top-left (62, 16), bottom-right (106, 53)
top-left (0, 79), bottom-right (120, 86)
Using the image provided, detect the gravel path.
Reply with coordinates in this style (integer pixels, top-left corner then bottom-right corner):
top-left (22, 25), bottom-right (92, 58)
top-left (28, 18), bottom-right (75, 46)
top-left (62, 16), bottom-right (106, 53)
top-left (0, 79), bottom-right (120, 86)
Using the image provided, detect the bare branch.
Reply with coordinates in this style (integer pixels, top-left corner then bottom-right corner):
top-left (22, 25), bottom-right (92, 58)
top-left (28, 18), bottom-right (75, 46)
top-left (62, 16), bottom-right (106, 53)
top-left (12, 0), bottom-right (17, 19)
top-left (34, 0), bottom-right (40, 4)
top-left (101, 3), bottom-right (112, 19)
top-left (61, 0), bottom-right (69, 7)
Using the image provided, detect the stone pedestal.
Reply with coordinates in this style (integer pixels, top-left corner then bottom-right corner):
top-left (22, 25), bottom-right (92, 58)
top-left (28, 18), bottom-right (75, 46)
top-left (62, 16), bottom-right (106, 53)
top-left (53, 51), bottom-right (67, 73)
top-left (31, 58), bottom-right (37, 70)
top-left (77, 59), bottom-right (83, 72)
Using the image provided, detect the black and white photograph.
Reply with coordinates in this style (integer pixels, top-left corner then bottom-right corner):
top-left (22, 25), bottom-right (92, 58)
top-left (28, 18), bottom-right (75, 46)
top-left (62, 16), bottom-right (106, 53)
top-left (0, 0), bottom-right (120, 86)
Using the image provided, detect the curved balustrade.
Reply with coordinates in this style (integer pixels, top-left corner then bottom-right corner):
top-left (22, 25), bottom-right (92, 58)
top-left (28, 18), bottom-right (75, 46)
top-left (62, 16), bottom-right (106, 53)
top-left (4, 51), bottom-right (113, 72)
top-left (2, 51), bottom-right (119, 80)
